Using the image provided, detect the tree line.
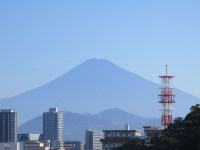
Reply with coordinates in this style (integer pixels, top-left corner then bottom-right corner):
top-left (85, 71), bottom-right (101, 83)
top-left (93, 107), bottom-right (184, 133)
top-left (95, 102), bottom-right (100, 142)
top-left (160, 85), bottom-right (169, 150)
top-left (115, 104), bottom-right (200, 150)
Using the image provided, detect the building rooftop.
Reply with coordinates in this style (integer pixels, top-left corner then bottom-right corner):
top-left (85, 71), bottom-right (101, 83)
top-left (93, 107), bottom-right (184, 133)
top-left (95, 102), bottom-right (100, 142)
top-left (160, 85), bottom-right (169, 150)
top-left (49, 107), bottom-right (58, 112)
top-left (1, 109), bottom-right (14, 112)
top-left (143, 126), bottom-right (160, 129)
top-left (103, 130), bottom-right (141, 132)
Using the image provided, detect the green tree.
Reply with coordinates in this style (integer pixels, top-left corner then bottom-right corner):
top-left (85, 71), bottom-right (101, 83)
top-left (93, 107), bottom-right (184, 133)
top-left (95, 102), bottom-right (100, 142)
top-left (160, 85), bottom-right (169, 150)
top-left (151, 104), bottom-right (200, 150)
top-left (114, 139), bottom-right (149, 150)
top-left (180, 104), bottom-right (200, 150)
top-left (114, 104), bottom-right (200, 150)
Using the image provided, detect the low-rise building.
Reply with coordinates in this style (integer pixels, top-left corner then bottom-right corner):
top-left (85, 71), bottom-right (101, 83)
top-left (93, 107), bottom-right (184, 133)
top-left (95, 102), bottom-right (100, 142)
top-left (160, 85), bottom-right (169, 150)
top-left (64, 141), bottom-right (84, 150)
top-left (18, 134), bottom-right (43, 142)
top-left (50, 148), bottom-right (65, 150)
top-left (24, 141), bottom-right (49, 150)
top-left (143, 126), bottom-right (161, 146)
top-left (101, 125), bottom-right (141, 150)
top-left (0, 142), bottom-right (24, 150)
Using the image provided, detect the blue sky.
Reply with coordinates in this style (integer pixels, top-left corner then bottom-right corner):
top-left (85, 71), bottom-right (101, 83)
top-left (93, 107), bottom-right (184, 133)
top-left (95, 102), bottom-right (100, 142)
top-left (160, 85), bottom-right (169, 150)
top-left (0, 0), bottom-right (200, 99)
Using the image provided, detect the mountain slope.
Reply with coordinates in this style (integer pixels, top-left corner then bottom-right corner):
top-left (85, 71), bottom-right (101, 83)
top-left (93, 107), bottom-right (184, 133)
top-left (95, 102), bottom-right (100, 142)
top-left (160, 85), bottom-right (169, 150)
top-left (93, 108), bottom-right (160, 130)
top-left (0, 58), bottom-right (199, 125)
top-left (18, 109), bottom-right (160, 141)
top-left (18, 111), bottom-right (116, 141)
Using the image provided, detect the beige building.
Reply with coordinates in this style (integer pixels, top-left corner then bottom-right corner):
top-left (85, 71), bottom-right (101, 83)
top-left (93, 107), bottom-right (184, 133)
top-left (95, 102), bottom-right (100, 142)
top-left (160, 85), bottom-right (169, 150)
top-left (24, 141), bottom-right (49, 150)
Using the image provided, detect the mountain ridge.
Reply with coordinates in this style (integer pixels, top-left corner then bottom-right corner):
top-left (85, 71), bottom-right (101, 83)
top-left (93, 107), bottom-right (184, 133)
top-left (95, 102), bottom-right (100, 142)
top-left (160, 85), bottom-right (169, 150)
top-left (18, 108), bottom-right (160, 141)
top-left (0, 58), bottom-right (199, 125)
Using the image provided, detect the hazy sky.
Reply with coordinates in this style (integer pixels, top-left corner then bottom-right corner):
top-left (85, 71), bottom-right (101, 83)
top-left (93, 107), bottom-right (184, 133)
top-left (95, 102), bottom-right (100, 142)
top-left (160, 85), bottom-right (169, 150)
top-left (0, 0), bottom-right (200, 99)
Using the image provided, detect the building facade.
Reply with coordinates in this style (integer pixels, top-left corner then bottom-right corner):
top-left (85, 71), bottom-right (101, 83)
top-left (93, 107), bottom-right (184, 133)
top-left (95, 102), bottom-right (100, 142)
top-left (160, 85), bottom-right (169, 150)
top-left (143, 126), bottom-right (161, 146)
top-left (64, 141), bottom-right (84, 150)
top-left (24, 141), bottom-right (49, 150)
top-left (43, 108), bottom-right (64, 149)
top-left (0, 142), bottom-right (24, 150)
top-left (0, 109), bottom-right (17, 143)
top-left (18, 134), bottom-right (43, 142)
top-left (100, 127), bottom-right (141, 150)
top-left (85, 129), bottom-right (102, 150)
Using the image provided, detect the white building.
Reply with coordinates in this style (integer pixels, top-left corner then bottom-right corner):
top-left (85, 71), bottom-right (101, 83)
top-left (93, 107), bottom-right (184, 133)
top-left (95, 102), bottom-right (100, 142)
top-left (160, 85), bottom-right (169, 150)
top-left (18, 134), bottom-right (43, 142)
top-left (101, 125), bottom-right (141, 150)
top-left (0, 142), bottom-right (24, 150)
top-left (85, 129), bottom-right (102, 150)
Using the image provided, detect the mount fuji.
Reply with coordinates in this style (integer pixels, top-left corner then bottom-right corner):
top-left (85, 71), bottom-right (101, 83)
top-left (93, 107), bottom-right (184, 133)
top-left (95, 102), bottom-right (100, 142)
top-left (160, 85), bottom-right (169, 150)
top-left (0, 58), bottom-right (199, 125)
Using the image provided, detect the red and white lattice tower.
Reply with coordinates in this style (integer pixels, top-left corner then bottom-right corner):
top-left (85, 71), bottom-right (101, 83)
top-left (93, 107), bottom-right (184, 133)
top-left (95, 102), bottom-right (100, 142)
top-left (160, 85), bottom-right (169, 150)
top-left (158, 65), bottom-right (175, 127)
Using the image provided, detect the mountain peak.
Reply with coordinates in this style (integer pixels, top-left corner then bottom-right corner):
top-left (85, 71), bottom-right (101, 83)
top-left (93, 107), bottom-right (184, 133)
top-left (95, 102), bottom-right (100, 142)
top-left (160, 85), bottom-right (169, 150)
top-left (85, 58), bottom-right (111, 62)
top-left (77, 58), bottom-right (118, 70)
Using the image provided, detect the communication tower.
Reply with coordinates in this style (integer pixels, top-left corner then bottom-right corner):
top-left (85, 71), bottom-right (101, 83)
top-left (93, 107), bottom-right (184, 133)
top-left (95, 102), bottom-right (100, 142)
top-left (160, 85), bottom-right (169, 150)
top-left (158, 65), bottom-right (175, 127)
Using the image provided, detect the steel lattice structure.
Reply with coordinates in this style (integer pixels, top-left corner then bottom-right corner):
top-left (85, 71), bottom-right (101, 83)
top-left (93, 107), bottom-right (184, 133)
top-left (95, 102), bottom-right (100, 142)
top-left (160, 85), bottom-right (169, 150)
top-left (158, 65), bottom-right (175, 127)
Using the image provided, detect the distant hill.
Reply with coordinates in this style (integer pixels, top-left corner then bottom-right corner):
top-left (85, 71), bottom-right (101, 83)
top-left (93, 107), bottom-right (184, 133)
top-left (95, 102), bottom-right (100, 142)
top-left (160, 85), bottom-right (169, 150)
top-left (0, 58), bottom-right (199, 125)
top-left (93, 108), bottom-right (160, 128)
top-left (18, 108), bottom-right (160, 141)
